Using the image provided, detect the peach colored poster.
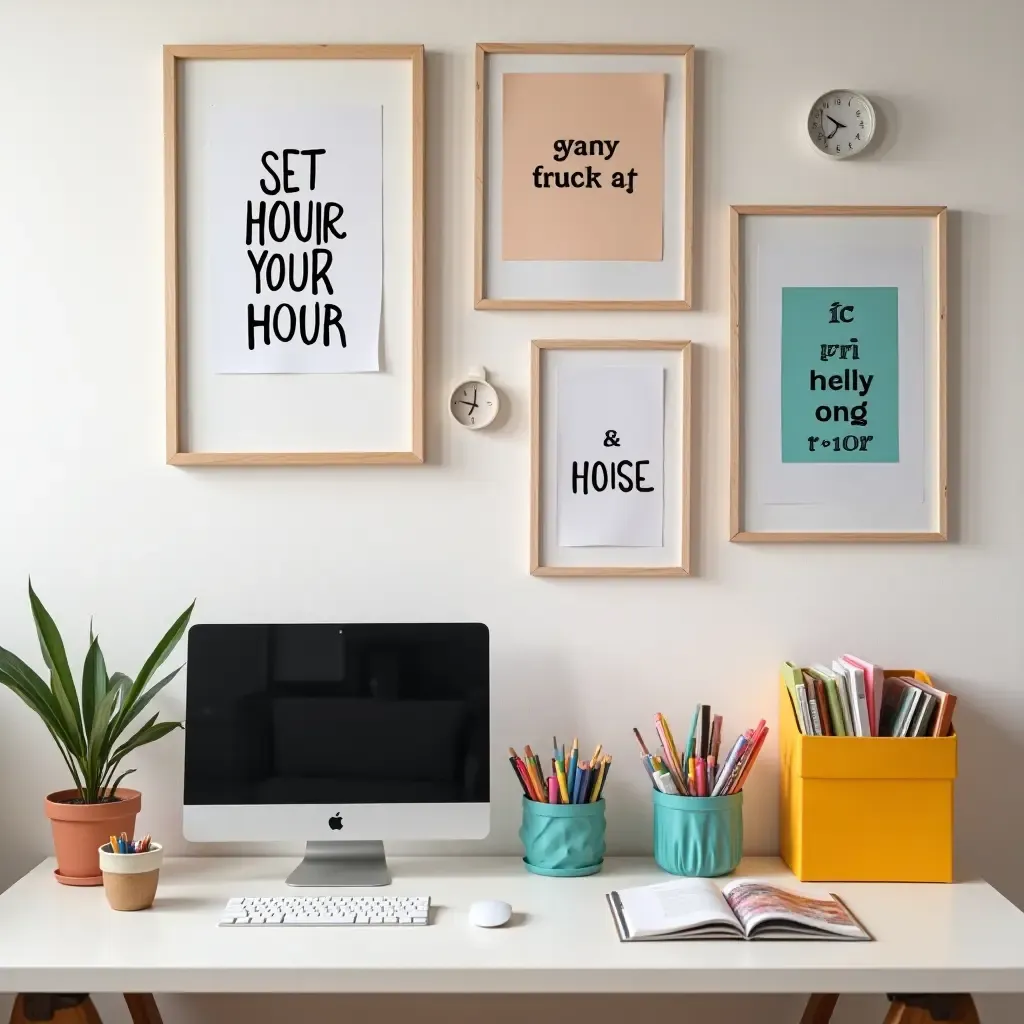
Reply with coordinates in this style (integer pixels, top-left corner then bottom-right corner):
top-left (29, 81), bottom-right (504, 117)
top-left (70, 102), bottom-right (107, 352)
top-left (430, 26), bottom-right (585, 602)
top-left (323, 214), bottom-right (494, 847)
top-left (501, 72), bottom-right (665, 262)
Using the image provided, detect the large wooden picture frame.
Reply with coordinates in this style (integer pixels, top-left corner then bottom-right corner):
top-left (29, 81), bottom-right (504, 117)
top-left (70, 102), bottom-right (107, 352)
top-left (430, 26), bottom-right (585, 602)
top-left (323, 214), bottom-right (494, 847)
top-left (164, 44), bottom-right (424, 466)
top-left (731, 205), bottom-right (948, 542)
top-left (531, 340), bottom-right (693, 576)
top-left (475, 43), bottom-right (694, 311)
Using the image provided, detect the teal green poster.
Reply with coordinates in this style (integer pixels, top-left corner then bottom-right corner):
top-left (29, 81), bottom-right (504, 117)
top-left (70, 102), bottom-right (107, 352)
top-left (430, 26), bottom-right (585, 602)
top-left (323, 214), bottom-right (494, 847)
top-left (781, 287), bottom-right (899, 463)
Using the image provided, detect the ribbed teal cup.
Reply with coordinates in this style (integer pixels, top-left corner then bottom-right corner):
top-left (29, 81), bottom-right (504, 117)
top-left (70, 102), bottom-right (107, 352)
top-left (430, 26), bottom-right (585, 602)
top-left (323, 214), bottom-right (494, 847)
top-left (519, 797), bottom-right (606, 877)
top-left (652, 789), bottom-right (743, 877)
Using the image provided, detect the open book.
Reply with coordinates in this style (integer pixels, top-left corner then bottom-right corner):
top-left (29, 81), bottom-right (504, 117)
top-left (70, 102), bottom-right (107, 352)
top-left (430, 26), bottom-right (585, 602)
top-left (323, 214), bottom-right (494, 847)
top-left (606, 877), bottom-right (871, 941)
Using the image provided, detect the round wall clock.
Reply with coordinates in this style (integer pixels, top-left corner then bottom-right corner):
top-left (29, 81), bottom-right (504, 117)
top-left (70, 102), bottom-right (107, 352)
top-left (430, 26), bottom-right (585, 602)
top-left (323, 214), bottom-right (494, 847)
top-left (449, 369), bottom-right (500, 430)
top-left (808, 90), bottom-right (876, 159)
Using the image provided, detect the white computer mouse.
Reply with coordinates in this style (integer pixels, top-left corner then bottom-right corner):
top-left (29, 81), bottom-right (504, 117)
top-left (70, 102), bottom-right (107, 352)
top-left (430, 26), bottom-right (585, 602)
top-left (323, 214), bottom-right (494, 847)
top-left (469, 899), bottom-right (512, 928)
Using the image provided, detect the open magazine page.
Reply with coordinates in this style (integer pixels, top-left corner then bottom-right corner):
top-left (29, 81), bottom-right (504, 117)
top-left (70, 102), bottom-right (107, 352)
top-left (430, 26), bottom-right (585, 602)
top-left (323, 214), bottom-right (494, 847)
top-left (613, 878), bottom-right (742, 939)
top-left (721, 880), bottom-right (869, 940)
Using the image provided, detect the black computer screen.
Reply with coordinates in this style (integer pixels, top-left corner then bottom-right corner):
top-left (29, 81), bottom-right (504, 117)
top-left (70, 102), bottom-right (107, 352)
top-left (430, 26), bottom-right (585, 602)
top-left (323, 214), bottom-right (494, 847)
top-left (184, 624), bottom-right (489, 805)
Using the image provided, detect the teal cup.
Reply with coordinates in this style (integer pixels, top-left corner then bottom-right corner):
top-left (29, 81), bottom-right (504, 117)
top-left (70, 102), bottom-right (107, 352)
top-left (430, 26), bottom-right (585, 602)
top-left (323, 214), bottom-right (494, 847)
top-left (519, 797), bottom-right (606, 877)
top-left (652, 789), bottom-right (743, 877)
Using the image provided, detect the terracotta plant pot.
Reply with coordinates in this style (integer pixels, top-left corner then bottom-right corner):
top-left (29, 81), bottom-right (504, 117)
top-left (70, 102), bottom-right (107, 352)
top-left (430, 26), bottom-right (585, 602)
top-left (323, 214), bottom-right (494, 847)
top-left (44, 788), bottom-right (141, 886)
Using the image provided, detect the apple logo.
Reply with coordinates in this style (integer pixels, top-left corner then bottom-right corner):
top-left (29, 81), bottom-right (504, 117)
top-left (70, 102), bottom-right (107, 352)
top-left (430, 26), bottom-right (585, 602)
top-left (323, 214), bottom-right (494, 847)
top-left (328, 812), bottom-right (343, 831)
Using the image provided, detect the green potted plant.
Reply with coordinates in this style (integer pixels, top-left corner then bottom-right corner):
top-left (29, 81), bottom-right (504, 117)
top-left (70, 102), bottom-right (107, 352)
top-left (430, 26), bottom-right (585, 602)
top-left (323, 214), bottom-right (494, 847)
top-left (0, 582), bottom-right (193, 885)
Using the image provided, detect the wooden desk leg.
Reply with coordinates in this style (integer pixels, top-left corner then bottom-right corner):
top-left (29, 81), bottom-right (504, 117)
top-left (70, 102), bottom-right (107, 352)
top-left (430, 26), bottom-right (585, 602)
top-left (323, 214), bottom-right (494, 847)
top-left (800, 994), bottom-right (840, 1023)
top-left (9, 995), bottom-right (103, 1024)
top-left (123, 994), bottom-right (164, 1024)
top-left (885, 994), bottom-right (981, 1023)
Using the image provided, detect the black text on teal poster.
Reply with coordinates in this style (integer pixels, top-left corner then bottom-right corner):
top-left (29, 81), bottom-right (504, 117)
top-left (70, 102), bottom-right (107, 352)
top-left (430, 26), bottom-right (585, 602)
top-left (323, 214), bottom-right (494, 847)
top-left (781, 287), bottom-right (899, 463)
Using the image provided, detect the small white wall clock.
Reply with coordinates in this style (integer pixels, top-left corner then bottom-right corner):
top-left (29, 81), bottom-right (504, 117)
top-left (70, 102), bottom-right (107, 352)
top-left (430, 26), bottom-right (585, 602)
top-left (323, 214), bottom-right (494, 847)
top-left (449, 368), bottom-right (500, 430)
top-left (808, 90), bottom-right (876, 158)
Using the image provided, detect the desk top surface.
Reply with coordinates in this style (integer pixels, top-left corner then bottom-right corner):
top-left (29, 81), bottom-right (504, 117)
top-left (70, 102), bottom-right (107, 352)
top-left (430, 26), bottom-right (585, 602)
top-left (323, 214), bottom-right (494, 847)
top-left (1, 856), bottom-right (1023, 994)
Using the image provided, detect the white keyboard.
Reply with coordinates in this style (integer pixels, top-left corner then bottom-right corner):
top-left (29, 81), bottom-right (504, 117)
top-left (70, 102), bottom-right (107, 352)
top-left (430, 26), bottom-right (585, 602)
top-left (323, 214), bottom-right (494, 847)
top-left (220, 895), bottom-right (431, 927)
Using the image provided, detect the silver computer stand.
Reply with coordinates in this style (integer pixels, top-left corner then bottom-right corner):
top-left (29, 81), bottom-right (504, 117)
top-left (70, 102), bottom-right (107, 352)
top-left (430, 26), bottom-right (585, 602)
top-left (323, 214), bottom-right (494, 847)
top-left (285, 840), bottom-right (391, 887)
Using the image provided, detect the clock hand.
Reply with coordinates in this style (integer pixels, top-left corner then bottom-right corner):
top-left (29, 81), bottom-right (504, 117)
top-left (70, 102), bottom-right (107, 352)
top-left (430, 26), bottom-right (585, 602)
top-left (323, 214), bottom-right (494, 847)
top-left (825, 114), bottom-right (848, 140)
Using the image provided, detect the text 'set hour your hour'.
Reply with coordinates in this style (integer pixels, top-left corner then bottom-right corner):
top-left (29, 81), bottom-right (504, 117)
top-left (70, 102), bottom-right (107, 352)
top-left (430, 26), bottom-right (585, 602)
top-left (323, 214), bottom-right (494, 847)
top-left (245, 147), bottom-right (349, 350)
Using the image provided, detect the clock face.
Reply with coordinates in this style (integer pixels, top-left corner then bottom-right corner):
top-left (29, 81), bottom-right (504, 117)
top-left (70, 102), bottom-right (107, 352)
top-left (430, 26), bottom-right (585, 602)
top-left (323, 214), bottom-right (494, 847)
top-left (808, 91), bottom-right (875, 159)
top-left (449, 379), bottom-right (498, 429)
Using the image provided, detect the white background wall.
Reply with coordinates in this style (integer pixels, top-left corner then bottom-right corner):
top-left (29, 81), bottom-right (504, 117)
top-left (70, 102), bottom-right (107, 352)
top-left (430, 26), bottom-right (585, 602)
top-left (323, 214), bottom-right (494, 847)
top-left (1, 1), bottom-right (1022, 1022)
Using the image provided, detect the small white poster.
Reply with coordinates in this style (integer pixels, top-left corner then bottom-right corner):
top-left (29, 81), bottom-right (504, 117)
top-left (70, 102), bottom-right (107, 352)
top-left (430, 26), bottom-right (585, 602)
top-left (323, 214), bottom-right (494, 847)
top-left (207, 104), bottom-right (383, 374)
top-left (556, 365), bottom-right (665, 547)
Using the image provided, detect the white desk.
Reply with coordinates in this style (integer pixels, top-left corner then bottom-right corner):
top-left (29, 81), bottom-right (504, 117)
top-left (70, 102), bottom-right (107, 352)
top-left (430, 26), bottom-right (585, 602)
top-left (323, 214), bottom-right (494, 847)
top-left (1, 856), bottom-right (1024, 1022)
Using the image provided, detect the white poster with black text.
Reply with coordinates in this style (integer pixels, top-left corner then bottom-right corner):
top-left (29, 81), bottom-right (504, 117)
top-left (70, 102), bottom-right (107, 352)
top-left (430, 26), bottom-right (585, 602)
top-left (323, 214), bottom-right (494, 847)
top-left (206, 104), bottom-right (383, 374)
top-left (556, 366), bottom-right (665, 547)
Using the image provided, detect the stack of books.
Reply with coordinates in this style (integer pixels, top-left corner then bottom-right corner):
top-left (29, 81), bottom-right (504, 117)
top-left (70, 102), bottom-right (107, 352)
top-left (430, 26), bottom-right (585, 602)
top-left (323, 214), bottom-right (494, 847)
top-left (784, 658), bottom-right (956, 738)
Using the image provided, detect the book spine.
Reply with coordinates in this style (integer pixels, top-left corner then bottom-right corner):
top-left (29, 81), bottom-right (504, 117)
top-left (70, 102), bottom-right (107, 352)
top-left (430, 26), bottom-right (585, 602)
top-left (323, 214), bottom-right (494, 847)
top-left (807, 692), bottom-right (823, 736)
top-left (795, 683), bottom-right (812, 735)
top-left (851, 669), bottom-right (870, 737)
top-left (836, 674), bottom-right (855, 736)
top-left (815, 679), bottom-right (833, 735)
top-left (825, 678), bottom-right (846, 737)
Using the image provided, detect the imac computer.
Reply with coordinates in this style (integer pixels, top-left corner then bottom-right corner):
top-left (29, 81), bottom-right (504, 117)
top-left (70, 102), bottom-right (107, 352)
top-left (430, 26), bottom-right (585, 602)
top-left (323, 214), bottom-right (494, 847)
top-left (183, 623), bottom-right (489, 886)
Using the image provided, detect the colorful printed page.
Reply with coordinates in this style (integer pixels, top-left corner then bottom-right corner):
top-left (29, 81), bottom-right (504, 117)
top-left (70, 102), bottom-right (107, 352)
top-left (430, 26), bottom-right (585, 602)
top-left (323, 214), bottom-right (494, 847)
top-left (722, 880), bottom-right (871, 941)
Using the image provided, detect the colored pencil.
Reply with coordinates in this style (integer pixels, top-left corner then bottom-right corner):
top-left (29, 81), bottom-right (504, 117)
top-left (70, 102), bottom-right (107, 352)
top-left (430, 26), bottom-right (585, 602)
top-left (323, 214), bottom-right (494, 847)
top-left (632, 727), bottom-right (650, 757)
top-left (730, 724), bottom-right (769, 795)
top-left (511, 738), bottom-right (612, 802)
top-left (595, 755), bottom-right (612, 800)
top-left (508, 750), bottom-right (532, 798)
top-left (523, 745), bottom-right (547, 802)
top-left (711, 735), bottom-right (748, 797)
top-left (567, 738), bottom-right (579, 798)
top-left (656, 713), bottom-right (681, 769)
top-left (683, 705), bottom-right (700, 768)
top-left (554, 752), bottom-right (570, 803)
top-left (637, 706), bottom-right (767, 798)
top-left (571, 760), bottom-right (586, 803)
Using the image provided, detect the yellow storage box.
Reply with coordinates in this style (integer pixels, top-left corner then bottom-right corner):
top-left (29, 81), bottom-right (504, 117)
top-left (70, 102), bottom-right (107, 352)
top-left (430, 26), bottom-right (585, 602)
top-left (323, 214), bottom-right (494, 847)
top-left (779, 667), bottom-right (956, 882)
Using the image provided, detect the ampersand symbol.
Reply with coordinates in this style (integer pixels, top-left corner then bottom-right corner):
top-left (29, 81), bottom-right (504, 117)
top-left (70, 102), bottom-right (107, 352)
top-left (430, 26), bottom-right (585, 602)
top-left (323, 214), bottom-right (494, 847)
top-left (603, 430), bottom-right (621, 447)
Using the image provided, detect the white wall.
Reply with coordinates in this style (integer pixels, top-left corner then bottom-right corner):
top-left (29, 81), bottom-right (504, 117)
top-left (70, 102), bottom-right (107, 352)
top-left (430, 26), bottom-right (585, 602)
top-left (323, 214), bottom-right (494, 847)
top-left (1, 1), bottom-right (1022, 1022)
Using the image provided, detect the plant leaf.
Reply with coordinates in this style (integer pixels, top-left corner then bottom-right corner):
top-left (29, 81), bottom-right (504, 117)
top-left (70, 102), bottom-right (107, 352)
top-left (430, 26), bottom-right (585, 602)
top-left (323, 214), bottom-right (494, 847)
top-left (108, 671), bottom-right (132, 699)
top-left (87, 685), bottom-right (120, 763)
top-left (124, 601), bottom-right (194, 710)
top-left (0, 680), bottom-right (80, 777)
top-left (106, 767), bottom-right (136, 801)
top-left (49, 670), bottom-right (87, 758)
top-left (28, 581), bottom-right (84, 748)
top-left (88, 681), bottom-right (127, 792)
top-left (113, 665), bottom-right (182, 740)
top-left (0, 654), bottom-right (86, 795)
top-left (109, 718), bottom-right (183, 764)
top-left (81, 637), bottom-right (108, 735)
top-left (0, 646), bottom-right (75, 748)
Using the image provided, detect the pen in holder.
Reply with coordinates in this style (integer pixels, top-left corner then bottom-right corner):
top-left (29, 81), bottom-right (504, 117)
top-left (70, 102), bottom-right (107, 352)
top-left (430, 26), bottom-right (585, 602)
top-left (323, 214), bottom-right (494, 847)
top-left (652, 790), bottom-right (743, 877)
top-left (519, 796), bottom-right (606, 877)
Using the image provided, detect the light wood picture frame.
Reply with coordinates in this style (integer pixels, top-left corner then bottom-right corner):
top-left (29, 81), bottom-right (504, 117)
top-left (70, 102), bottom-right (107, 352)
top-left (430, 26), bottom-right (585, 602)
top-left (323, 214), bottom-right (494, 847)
top-left (730, 205), bottom-right (948, 542)
top-left (164, 44), bottom-right (425, 466)
top-left (475, 43), bottom-right (694, 311)
top-left (531, 340), bottom-right (693, 576)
